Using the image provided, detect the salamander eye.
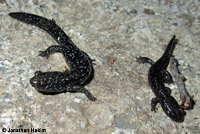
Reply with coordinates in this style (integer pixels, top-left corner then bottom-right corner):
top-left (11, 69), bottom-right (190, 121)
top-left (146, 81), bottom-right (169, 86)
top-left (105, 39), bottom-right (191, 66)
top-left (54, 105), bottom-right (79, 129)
top-left (38, 79), bottom-right (47, 86)
top-left (35, 71), bottom-right (42, 76)
top-left (30, 76), bottom-right (47, 88)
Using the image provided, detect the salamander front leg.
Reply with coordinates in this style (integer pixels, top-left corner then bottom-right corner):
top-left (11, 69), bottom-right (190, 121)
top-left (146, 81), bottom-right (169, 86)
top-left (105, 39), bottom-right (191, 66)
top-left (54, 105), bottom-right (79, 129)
top-left (72, 85), bottom-right (97, 101)
top-left (151, 97), bottom-right (161, 112)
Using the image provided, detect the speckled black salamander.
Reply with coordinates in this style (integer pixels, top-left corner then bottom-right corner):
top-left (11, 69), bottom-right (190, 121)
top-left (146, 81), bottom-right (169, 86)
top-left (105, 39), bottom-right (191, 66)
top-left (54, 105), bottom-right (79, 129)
top-left (9, 12), bottom-right (96, 101)
top-left (136, 35), bottom-right (186, 122)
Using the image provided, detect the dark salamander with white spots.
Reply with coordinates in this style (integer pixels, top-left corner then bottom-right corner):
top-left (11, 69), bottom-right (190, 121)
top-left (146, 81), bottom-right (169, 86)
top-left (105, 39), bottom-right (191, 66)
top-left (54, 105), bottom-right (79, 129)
top-left (9, 12), bottom-right (96, 101)
top-left (136, 35), bottom-right (186, 122)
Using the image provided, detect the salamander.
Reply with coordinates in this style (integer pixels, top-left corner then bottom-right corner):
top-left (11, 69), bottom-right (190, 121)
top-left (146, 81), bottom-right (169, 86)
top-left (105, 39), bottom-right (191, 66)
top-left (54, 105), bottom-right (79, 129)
top-left (136, 35), bottom-right (185, 122)
top-left (9, 12), bottom-right (96, 101)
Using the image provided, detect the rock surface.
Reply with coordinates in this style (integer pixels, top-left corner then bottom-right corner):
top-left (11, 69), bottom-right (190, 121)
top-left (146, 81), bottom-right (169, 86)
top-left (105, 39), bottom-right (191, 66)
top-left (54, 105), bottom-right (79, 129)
top-left (0, 0), bottom-right (199, 134)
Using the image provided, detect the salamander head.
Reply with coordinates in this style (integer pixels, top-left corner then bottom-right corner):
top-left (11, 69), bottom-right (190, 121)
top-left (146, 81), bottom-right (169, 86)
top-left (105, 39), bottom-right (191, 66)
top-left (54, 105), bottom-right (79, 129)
top-left (30, 71), bottom-right (71, 93)
top-left (161, 96), bottom-right (186, 122)
top-left (30, 71), bottom-right (48, 90)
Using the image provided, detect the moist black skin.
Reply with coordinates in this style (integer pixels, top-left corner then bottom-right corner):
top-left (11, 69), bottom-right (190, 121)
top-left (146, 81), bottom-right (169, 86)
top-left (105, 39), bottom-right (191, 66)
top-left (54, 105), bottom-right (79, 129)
top-left (9, 12), bottom-right (96, 101)
top-left (136, 35), bottom-right (186, 122)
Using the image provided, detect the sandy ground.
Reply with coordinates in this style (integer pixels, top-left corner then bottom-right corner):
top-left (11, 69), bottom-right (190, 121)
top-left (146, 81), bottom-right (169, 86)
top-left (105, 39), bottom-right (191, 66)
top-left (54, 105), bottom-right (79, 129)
top-left (0, 0), bottom-right (199, 134)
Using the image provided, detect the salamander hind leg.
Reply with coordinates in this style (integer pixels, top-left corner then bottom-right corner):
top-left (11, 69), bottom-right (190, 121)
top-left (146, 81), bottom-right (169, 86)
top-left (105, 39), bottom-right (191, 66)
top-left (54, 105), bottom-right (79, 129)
top-left (71, 86), bottom-right (97, 101)
top-left (39, 45), bottom-right (65, 59)
top-left (136, 56), bottom-right (154, 65)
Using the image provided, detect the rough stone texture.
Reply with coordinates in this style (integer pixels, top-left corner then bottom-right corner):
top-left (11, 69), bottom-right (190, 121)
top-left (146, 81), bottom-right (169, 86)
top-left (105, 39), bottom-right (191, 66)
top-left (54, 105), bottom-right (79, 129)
top-left (0, 0), bottom-right (200, 134)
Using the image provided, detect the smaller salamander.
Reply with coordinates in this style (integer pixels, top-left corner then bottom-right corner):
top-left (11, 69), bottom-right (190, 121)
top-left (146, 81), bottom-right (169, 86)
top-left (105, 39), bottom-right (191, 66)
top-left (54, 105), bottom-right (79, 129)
top-left (136, 35), bottom-right (186, 122)
top-left (9, 12), bottom-right (96, 101)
